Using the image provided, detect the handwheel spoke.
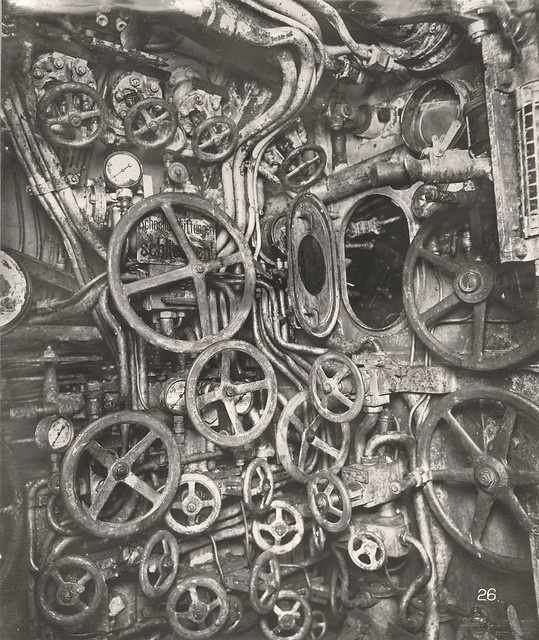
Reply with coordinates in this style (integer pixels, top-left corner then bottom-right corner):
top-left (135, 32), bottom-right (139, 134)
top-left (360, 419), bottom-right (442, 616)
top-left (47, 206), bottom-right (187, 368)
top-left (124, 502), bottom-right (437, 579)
top-left (418, 247), bottom-right (462, 274)
top-left (430, 467), bottom-right (475, 484)
top-left (332, 389), bottom-right (353, 408)
top-left (311, 435), bottom-right (340, 459)
top-left (204, 252), bottom-right (243, 272)
top-left (420, 292), bottom-right (461, 327)
top-left (469, 491), bottom-right (494, 543)
top-left (124, 265), bottom-right (193, 295)
top-left (332, 365), bottom-right (350, 386)
top-left (193, 275), bottom-right (212, 337)
top-left (297, 437), bottom-right (310, 470)
top-left (224, 398), bottom-right (245, 434)
top-left (123, 473), bottom-right (159, 504)
top-left (492, 287), bottom-right (539, 326)
top-left (501, 491), bottom-right (534, 530)
top-left (79, 109), bottom-right (101, 121)
top-left (290, 414), bottom-right (306, 435)
top-left (87, 440), bottom-right (117, 469)
top-left (472, 300), bottom-right (487, 358)
top-left (234, 379), bottom-right (269, 394)
top-left (444, 410), bottom-right (483, 457)
top-left (122, 431), bottom-right (159, 465)
top-left (489, 405), bottom-right (517, 460)
top-left (88, 475), bottom-right (117, 519)
top-left (197, 387), bottom-right (222, 408)
top-left (161, 203), bottom-right (199, 263)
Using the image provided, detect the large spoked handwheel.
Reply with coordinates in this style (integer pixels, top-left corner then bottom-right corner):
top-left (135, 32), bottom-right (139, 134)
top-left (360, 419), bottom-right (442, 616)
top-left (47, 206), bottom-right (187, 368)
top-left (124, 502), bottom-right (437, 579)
top-left (253, 500), bottom-right (304, 555)
top-left (37, 82), bottom-right (107, 148)
top-left (124, 97), bottom-right (177, 149)
top-left (0, 441), bottom-right (24, 588)
top-left (192, 116), bottom-right (239, 162)
top-left (403, 208), bottom-right (539, 370)
top-left (139, 530), bottom-right (179, 598)
top-left (165, 473), bottom-right (221, 535)
top-left (35, 555), bottom-right (106, 627)
top-left (260, 589), bottom-right (312, 640)
top-left (186, 340), bottom-right (278, 447)
top-left (307, 471), bottom-right (351, 533)
top-left (243, 459), bottom-right (274, 515)
top-left (107, 193), bottom-right (256, 353)
top-left (309, 352), bottom-right (364, 422)
top-left (278, 144), bottom-right (327, 192)
top-left (276, 391), bottom-right (350, 483)
top-left (249, 550), bottom-right (281, 614)
top-left (418, 386), bottom-right (539, 572)
top-left (60, 410), bottom-right (181, 538)
top-left (347, 530), bottom-right (386, 570)
top-left (166, 576), bottom-right (229, 640)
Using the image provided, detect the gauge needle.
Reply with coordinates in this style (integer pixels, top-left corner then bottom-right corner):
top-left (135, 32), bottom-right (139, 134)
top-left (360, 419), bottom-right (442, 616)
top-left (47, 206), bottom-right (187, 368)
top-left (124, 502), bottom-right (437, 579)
top-left (51, 425), bottom-right (66, 447)
top-left (112, 163), bottom-right (133, 179)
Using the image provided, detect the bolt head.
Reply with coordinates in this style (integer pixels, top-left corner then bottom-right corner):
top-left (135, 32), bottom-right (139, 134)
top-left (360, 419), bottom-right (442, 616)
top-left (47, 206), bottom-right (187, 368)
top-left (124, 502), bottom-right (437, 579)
top-left (194, 264), bottom-right (204, 274)
top-left (53, 58), bottom-right (64, 69)
top-left (33, 68), bottom-right (44, 79)
top-left (458, 270), bottom-right (481, 293)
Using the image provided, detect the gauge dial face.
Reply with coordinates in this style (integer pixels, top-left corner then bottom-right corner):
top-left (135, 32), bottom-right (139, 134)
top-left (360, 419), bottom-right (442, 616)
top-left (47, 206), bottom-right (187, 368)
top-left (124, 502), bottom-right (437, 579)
top-left (0, 251), bottom-right (31, 335)
top-left (104, 151), bottom-right (143, 188)
top-left (35, 416), bottom-right (74, 453)
top-left (162, 378), bottom-right (186, 415)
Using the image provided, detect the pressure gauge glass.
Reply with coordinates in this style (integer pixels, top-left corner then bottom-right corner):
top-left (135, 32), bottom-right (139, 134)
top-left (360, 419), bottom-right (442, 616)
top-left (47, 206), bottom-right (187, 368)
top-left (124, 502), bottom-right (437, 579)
top-left (35, 415), bottom-right (74, 453)
top-left (0, 251), bottom-right (31, 335)
top-left (104, 151), bottom-right (143, 188)
top-left (162, 378), bottom-right (186, 415)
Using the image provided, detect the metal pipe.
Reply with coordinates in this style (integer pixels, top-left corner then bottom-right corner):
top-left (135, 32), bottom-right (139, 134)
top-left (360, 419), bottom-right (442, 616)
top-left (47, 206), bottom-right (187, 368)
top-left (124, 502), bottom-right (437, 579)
top-left (398, 531), bottom-right (433, 631)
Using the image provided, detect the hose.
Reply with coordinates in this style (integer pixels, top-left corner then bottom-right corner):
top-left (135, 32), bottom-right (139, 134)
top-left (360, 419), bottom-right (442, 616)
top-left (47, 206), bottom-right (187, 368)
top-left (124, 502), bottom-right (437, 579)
top-left (398, 531), bottom-right (433, 631)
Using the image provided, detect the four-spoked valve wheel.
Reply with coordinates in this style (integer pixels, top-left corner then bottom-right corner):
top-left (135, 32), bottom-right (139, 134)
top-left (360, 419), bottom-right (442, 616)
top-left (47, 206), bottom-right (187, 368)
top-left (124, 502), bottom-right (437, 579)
top-left (418, 386), bottom-right (539, 572)
top-left (124, 97), bottom-right (177, 149)
top-left (186, 340), bottom-right (278, 447)
top-left (37, 82), bottom-right (107, 148)
top-left (60, 410), bottom-right (181, 538)
top-left (249, 550), bottom-right (281, 614)
top-left (307, 470), bottom-right (351, 533)
top-left (107, 192), bottom-right (256, 353)
top-left (309, 352), bottom-right (364, 422)
top-left (166, 576), bottom-right (230, 640)
top-left (139, 529), bottom-right (180, 598)
top-left (192, 116), bottom-right (239, 162)
top-left (35, 555), bottom-right (106, 627)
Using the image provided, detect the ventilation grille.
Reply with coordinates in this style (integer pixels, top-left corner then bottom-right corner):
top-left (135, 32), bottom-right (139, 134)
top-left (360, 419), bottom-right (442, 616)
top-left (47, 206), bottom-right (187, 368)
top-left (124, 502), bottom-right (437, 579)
top-left (519, 81), bottom-right (539, 237)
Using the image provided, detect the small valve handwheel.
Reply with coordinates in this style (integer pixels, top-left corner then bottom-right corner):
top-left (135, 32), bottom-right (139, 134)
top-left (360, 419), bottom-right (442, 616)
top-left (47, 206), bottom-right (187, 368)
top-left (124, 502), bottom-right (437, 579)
top-left (224, 595), bottom-right (244, 634)
top-left (166, 576), bottom-right (230, 640)
top-left (124, 97), bottom-right (177, 149)
top-left (186, 340), bottom-right (278, 448)
top-left (35, 555), bottom-right (106, 627)
top-left (107, 192), bottom-right (256, 353)
top-left (249, 550), bottom-right (281, 614)
top-left (309, 352), bottom-right (364, 422)
top-left (37, 82), bottom-right (107, 148)
top-left (278, 144), bottom-right (327, 192)
top-left (60, 410), bottom-right (181, 538)
top-left (243, 459), bottom-right (274, 515)
top-left (308, 610), bottom-right (328, 640)
top-left (276, 390), bottom-right (350, 483)
top-left (260, 589), bottom-right (312, 640)
top-left (192, 116), bottom-right (239, 162)
top-left (139, 529), bottom-right (179, 598)
top-left (329, 563), bottom-right (348, 615)
top-left (165, 473), bottom-right (222, 535)
top-left (348, 530), bottom-right (386, 570)
top-left (252, 500), bottom-right (304, 556)
top-left (307, 470), bottom-right (352, 533)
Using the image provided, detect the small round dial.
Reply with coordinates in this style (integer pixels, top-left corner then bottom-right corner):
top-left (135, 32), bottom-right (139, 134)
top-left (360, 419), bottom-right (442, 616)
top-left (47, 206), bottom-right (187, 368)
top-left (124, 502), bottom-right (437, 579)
top-left (35, 416), bottom-right (74, 453)
top-left (161, 378), bottom-right (186, 415)
top-left (104, 151), bottom-right (143, 188)
top-left (0, 251), bottom-right (31, 336)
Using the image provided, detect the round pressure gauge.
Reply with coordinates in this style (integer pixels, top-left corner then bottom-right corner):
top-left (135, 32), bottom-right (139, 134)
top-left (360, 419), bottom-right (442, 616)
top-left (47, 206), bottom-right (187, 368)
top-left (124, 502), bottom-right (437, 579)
top-left (0, 251), bottom-right (31, 336)
top-left (161, 378), bottom-right (186, 415)
top-left (35, 415), bottom-right (74, 453)
top-left (104, 151), bottom-right (143, 188)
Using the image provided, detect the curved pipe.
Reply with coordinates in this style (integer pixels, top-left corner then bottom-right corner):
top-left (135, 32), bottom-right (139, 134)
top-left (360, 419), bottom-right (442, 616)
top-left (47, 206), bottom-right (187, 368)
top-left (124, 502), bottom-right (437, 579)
top-left (364, 432), bottom-right (416, 459)
top-left (398, 531), bottom-right (433, 631)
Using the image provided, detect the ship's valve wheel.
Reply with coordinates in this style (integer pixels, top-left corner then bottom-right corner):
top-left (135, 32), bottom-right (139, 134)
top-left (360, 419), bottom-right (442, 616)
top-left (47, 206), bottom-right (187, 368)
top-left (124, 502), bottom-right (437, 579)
top-left (418, 386), bottom-right (539, 572)
top-left (249, 550), bottom-right (281, 614)
top-left (0, 441), bottom-right (24, 588)
top-left (309, 521), bottom-right (326, 554)
top-left (186, 340), bottom-right (278, 447)
top-left (278, 144), bottom-right (327, 192)
top-left (308, 610), bottom-right (328, 640)
top-left (307, 471), bottom-right (351, 533)
top-left (253, 500), bottom-right (304, 555)
top-left (276, 390), bottom-right (350, 483)
top-left (192, 116), bottom-right (239, 162)
top-left (309, 352), bottom-right (364, 422)
top-left (329, 562), bottom-right (348, 615)
top-left (37, 82), bottom-right (107, 148)
top-left (243, 459), bottom-right (275, 515)
top-left (60, 410), bottom-right (181, 538)
top-left (139, 530), bottom-right (179, 598)
top-left (107, 193), bottom-right (256, 353)
top-left (223, 595), bottom-right (243, 634)
top-left (347, 530), bottom-right (386, 570)
top-left (166, 576), bottom-right (229, 640)
top-left (124, 97), bottom-right (177, 149)
top-left (403, 208), bottom-right (539, 370)
top-left (35, 555), bottom-right (106, 627)
top-left (165, 473), bottom-right (221, 535)
top-left (260, 589), bottom-right (312, 640)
